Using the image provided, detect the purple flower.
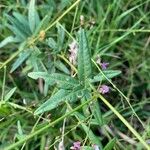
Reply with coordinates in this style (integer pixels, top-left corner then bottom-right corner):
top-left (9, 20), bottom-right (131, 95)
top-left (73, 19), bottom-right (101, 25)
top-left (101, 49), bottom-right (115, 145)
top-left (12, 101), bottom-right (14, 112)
top-left (96, 58), bottom-right (109, 70)
top-left (99, 85), bottom-right (109, 94)
top-left (69, 41), bottom-right (78, 65)
top-left (70, 141), bottom-right (81, 150)
top-left (92, 144), bottom-right (100, 150)
top-left (100, 62), bottom-right (109, 70)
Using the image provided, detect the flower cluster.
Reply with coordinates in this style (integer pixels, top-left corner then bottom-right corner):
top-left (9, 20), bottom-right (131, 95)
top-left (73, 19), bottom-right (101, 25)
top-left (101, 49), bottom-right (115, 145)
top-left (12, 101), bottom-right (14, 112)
top-left (70, 142), bottom-right (100, 150)
top-left (70, 141), bottom-right (81, 150)
top-left (99, 85), bottom-right (110, 94)
top-left (96, 58), bottom-right (109, 70)
top-left (69, 41), bottom-right (78, 65)
top-left (96, 57), bottom-right (110, 94)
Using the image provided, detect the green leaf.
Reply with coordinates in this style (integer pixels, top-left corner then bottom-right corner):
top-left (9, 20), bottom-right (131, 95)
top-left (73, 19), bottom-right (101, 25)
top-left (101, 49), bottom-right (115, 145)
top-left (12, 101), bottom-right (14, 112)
top-left (104, 138), bottom-right (116, 150)
top-left (35, 9), bottom-right (40, 27)
top-left (4, 87), bottom-right (17, 101)
top-left (27, 47), bottom-right (41, 71)
top-left (28, 0), bottom-right (36, 32)
top-left (57, 23), bottom-right (65, 52)
top-left (13, 12), bottom-right (31, 35)
top-left (34, 13), bottom-right (52, 36)
top-left (17, 120), bottom-right (23, 136)
top-left (0, 36), bottom-right (18, 48)
top-left (28, 72), bottom-right (79, 89)
top-left (81, 146), bottom-right (93, 150)
top-left (10, 51), bottom-right (31, 73)
top-left (47, 38), bottom-right (57, 50)
top-left (15, 121), bottom-right (25, 140)
top-left (59, 0), bottom-right (71, 10)
top-left (34, 88), bottom-right (85, 115)
top-left (6, 14), bottom-right (29, 38)
top-left (91, 70), bottom-right (121, 83)
top-left (81, 124), bottom-right (102, 147)
top-left (7, 24), bottom-right (26, 40)
top-left (78, 28), bottom-right (92, 85)
top-left (91, 101), bottom-right (104, 126)
top-left (54, 60), bottom-right (70, 74)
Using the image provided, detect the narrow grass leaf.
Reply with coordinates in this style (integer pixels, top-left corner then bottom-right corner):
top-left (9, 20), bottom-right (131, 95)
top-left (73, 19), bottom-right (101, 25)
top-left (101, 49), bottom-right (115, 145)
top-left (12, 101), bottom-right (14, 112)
top-left (4, 87), bottom-right (17, 101)
top-left (17, 121), bottom-right (23, 136)
top-left (10, 51), bottom-right (31, 73)
top-left (98, 94), bottom-right (150, 149)
top-left (0, 36), bottom-right (17, 48)
top-left (104, 138), bottom-right (116, 150)
top-left (91, 101), bottom-right (104, 126)
top-left (15, 121), bottom-right (25, 140)
top-left (81, 124), bottom-right (102, 147)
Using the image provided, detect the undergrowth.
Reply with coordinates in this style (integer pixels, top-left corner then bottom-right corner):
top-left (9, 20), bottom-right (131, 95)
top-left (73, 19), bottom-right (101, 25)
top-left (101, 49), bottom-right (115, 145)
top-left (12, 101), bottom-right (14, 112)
top-left (0, 0), bottom-right (150, 150)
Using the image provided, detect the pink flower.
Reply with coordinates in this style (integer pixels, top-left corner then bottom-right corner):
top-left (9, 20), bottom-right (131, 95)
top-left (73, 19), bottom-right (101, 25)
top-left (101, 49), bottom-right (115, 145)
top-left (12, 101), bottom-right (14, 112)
top-left (69, 41), bottom-right (78, 65)
top-left (99, 85), bottom-right (109, 94)
top-left (70, 141), bottom-right (81, 150)
top-left (96, 58), bottom-right (109, 70)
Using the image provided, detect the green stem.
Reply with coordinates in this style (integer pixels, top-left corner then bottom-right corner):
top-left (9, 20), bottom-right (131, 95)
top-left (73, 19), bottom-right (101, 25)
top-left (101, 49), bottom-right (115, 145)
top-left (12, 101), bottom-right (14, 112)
top-left (32, 0), bottom-right (80, 43)
top-left (98, 94), bottom-right (150, 150)
top-left (1, 66), bottom-right (6, 101)
top-left (89, 83), bottom-right (149, 149)
top-left (4, 96), bottom-right (95, 150)
top-left (0, 0), bottom-right (80, 70)
top-left (99, 29), bottom-right (150, 33)
top-left (92, 59), bottom-right (145, 128)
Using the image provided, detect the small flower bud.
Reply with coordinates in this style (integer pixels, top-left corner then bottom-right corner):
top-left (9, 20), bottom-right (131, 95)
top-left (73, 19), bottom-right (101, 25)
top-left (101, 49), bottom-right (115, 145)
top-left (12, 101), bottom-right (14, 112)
top-left (99, 85), bottom-right (110, 94)
top-left (70, 141), bottom-right (81, 150)
top-left (39, 30), bottom-right (45, 41)
top-left (80, 15), bottom-right (84, 26)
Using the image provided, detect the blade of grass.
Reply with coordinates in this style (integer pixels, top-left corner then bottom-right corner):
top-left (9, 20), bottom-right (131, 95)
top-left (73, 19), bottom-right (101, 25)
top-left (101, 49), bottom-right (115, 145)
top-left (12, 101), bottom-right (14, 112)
top-left (3, 95), bottom-right (96, 150)
top-left (32, 0), bottom-right (80, 43)
top-left (1, 66), bottom-right (6, 101)
top-left (98, 93), bottom-right (149, 150)
top-left (92, 59), bottom-right (145, 128)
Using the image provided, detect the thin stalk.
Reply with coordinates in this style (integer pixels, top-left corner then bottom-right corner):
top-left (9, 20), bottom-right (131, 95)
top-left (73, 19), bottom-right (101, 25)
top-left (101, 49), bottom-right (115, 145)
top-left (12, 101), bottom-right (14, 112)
top-left (92, 59), bottom-right (145, 128)
top-left (1, 66), bottom-right (6, 101)
top-left (0, 0), bottom-right (80, 70)
top-left (99, 29), bottom-right (150, 33)
top-left (71, 5), bottom-right (79, 34)
top-left (98, 93), bottom-right (150, 150)
top-left (4, 96), bottom-right (96, 150)
top-left (0, 50), bottom-right (20, 70)
top-left (32, 0), bottom-right (80, 43)
top-left (89, 83), bottom-right (149, 149)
